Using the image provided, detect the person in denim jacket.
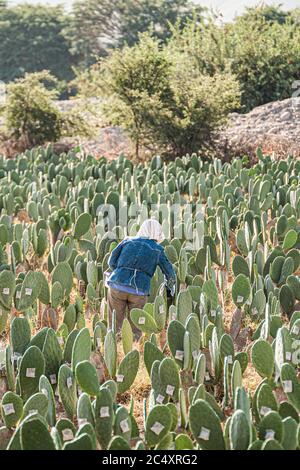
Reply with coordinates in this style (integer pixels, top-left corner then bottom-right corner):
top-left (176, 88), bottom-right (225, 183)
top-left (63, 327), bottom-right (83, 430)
top-left (107, 219), bottom-right (176, 337)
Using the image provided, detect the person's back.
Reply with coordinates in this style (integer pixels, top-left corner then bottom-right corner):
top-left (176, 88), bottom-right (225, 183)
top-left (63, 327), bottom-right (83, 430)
top-left (106, 220), bottom-right (176, 337)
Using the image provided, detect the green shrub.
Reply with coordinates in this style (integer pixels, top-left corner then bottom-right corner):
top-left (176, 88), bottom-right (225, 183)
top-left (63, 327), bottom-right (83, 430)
top-left (3, 71), bottom-right (63, 147)
top-left (169, 8), bottom-right (300, 112)
top-left (90, 34), bottom-right (240, 158)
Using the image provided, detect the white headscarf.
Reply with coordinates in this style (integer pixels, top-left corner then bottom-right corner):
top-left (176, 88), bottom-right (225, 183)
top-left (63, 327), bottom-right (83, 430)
top-left (137, 219), bottom-right (164, 243)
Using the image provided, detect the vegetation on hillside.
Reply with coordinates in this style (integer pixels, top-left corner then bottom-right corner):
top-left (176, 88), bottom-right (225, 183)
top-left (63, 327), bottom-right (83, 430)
top-left (81, 34), bottom-right (240, 158)
top-left (0, 2), bottom-right (299, 156)
top-left (65, 0), bottom-right (204, 68)
top-left (0, 3), bottom-right (74, 95)
top-left (0, 71), bottom-right (93, 147)
top-left (0, 2), bottom-right (299, 111)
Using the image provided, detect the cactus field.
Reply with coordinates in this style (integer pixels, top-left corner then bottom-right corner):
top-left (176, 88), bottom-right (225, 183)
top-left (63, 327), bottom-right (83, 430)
top-left (0, 146), bottom-right (300, 451)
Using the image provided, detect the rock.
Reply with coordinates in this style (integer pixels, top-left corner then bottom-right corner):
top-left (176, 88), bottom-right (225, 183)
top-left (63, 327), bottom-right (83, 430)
top-left (280, 111), bottom-right (291, 120)
top-left (218, 97), bottom-right (300, 160)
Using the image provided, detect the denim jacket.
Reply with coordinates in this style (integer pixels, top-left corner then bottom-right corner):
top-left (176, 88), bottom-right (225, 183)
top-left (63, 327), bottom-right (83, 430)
top-left (108, 237), bottom-right (176, 295)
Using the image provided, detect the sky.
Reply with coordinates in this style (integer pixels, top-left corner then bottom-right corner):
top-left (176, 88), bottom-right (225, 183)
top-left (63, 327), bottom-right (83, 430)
top-left (7, 0), bottom-right (300, 22)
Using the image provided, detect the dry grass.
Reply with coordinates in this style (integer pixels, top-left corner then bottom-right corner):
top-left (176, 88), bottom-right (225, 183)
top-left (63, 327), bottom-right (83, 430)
top-left (243, 364), bottom-right (261, 397)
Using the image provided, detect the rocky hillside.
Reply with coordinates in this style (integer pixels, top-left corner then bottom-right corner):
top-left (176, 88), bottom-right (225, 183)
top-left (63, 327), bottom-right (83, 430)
top-left (64, 96), bottom-right (300, 160)
top-left (220, 97), bottom-right (300, 159)
top-left (1, 97), bottom-right (300, 159)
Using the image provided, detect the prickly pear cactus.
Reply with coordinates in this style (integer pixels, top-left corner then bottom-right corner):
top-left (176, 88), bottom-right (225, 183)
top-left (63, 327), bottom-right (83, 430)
top-left (251, 339), bottom-right (274, 380)
top-left (5, 345), bottom-right (15, 391)
top-left (77, 392), bottom-right (95, 427)
top-left (154, 294), bottom-right (167, 331)
top-left (71, 327), bottom-right (91, 372)
top-left (63, 305), bottom-right (77, 333)
top-left (0, 270), bottom-right (16, 309)
top-left (19, 346), bottom-right (45, 401)
top-left (104, 329), bottom-right (117, 378)
top-left (231, 360), bottom-right (243, 402)
top-left (280, 363), bottom-right (300, 412)
top-left (121, 318), bottom-right (133, 356)
top-left (167, 320), bottom-right (185, 367)
top-left (18, 271), bottom-right (40, 311)
top-left (52, 261), bottom-right (73, 297)
top-left (232, 255), bottom-right (250, 278)
top-left (42, 328), bottom-right (62, 383)
top-left (281, 416), bottom-right (298, 450)
top-left (258, 411), bottom-right (283, 443)
top-left (257, 383), bottom-right (278, 419)
top-left (1, 392), bottom-right (23, 429)
top-left (73, 213), bottom-right (92, 240)
top-left (23, 392), bottom-right (48, 419)
top-left (10, 316), bottom-right (31, 356)
top-left (189, 399), bottom-right (225, 450)
top-left (116, 349), bottom-right (139, 394)
top-left (95, 388), bottom-right (113, 450)
top-left (63, 329), bottom-right (79, 364)
top-left (130, 308), bottom-right (158, 335)
top-left (75, 360), bottom-right (100, 396)
top-left (108, 436), bottom-right (131, 450)
top-left (114, 406), bottom-right (132, 442)
top-left (144, 340), bottom-right (165, 376)
top-left (63, 433), bottom-right (94, 450)
top-left (58, 364), bottom-right (77, 420)
top-left (279, 284), bottom-right (295, 316)
top-left (76, 422), bottom-right (97, 450)
top-left (20, 415), bottom-right (56, 450)
top-left (145, 405), bottom-right (172, 448)
top-left (232, 274), bottom-right (251, 308)
top-left (229, 410), bottom-right (251, 450)
top-left (157, 357), bottom-right (180, 402)
top-left (39, 375), bottom-right (56, 427)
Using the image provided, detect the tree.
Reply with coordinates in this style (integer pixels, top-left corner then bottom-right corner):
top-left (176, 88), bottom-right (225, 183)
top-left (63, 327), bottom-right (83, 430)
top-left (1, 71), bottom-right (91, 148)
top-left (2, 71), bottom-right (63, 147)
top-left (147, 56), bottom-right (240, 157)
top-left (240, 4), bottom-right (291, 25)
top-left (88, 34), bottom-right (240, 158)
top-left (168, 15), bottom-right (230, 76)
top-left (168, 9), bottom-right (300, 112)
top-left (65, 0), bottom-right (204, 68)
top-left (117, 0), bottom-right (204, 47)
top-left (94, 34), bottom-right (174, 158)
top-left (0, 5), bottom-right (74, 85)
top-left (230, 14), bottom-right (300, 111)
top-left (64, 0), bottom-right (117, 68)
